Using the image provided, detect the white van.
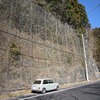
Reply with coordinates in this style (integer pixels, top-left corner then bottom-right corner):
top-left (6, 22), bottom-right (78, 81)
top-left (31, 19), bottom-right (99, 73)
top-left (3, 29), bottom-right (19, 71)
top-left (31, 78), bottom-right (59, 93)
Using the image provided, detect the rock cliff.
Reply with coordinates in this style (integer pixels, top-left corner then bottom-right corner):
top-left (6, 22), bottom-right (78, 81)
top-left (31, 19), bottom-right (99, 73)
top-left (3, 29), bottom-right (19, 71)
top-left (0, 0), bottom-right (99, 92)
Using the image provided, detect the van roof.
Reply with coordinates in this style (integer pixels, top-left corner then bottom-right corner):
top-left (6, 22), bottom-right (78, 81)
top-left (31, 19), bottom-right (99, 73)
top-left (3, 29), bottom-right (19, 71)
top-left (35, 78), bottom-right (52, 81)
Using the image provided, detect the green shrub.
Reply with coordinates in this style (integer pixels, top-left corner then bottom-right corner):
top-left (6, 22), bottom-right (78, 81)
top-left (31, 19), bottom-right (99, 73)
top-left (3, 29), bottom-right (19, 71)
top-left (10, 42), bottom-right (21, 60)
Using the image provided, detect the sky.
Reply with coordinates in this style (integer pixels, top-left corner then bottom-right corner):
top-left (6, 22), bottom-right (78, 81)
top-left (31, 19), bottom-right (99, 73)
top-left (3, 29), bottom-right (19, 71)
top-left (78, 0), bottom-right (100, 29)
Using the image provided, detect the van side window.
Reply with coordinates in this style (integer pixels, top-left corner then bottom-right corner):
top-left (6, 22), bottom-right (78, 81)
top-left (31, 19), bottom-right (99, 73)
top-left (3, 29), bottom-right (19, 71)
top-left (43, 80), bottom-right (48, 84)
top-left (49, 80), bottom-right (54, 83)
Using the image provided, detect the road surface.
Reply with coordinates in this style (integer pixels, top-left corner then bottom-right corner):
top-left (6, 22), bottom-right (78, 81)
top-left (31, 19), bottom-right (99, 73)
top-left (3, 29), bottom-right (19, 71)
top-left (14, 81), bottom-right (100, 100)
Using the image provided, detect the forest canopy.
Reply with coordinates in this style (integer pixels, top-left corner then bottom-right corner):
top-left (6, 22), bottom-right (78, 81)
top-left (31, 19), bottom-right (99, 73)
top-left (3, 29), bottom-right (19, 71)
top-left (35, 0), bottom-right (90, 34)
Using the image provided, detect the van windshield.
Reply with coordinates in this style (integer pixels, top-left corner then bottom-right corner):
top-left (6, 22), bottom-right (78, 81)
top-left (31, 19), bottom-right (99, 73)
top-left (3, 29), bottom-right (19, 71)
top-left (34, 80), bottom-right (41, 84)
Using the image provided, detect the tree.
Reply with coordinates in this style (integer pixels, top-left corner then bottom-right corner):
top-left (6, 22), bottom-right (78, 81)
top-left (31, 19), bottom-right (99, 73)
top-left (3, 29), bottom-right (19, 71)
top-left (92, 28), bottom-right (100, 64)
top-left (38, 0), bottom-right (90, 34)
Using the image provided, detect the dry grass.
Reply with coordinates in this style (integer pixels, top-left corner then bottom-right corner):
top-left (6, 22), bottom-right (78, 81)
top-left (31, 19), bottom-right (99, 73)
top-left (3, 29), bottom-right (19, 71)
top-left (60, 78), bottom-right (100, 89)
top-left (0, 79), bottom-right (100, 100)
top-left (0, 89), bottom-right (31, 100)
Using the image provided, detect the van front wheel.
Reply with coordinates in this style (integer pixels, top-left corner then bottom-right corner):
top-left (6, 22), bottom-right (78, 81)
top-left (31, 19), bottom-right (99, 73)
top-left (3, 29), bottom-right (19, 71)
top-left (56, 86), bottom-right (59, 91)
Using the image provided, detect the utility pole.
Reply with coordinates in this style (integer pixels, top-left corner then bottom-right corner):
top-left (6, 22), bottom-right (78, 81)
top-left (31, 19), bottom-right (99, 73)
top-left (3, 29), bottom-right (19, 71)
top-left (82, 4), bottom-right (100, 81)
top-left (82, 33), bottom-right (89, 81)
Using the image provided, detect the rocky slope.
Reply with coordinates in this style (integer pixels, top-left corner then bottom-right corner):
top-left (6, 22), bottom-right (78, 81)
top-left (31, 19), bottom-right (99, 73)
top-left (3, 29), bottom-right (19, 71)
top-left (0, 0), bottom-right (99, 92)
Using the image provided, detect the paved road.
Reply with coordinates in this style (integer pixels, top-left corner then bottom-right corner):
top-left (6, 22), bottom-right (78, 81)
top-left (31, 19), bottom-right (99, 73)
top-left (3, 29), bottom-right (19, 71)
top-left (20, 81), bottom-right (100, 100)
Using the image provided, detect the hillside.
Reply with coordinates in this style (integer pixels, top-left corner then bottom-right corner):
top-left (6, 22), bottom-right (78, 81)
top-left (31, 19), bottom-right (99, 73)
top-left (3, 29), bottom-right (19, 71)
top-left (0, 0), bottom-right (99, 93)
top-left (0, 0), bottom-right (90, 34)
top-left (89, 28), bottom-right (100, 71)
top-left (33, 0), bottom-right (90, 34)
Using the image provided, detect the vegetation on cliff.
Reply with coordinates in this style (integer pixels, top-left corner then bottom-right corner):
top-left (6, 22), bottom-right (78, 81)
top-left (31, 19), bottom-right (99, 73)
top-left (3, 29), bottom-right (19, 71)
top-left (91, 28), bottom-right (100, 70)
top-left (0, 0), bottom-right (90, 34)
top-left (34, 0), bottom-right (90, 34)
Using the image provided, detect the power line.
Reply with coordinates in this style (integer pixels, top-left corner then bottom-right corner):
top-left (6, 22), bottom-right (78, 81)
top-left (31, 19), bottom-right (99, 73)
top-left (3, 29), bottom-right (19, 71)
top-left (89, 4), bottom-right (100, 14)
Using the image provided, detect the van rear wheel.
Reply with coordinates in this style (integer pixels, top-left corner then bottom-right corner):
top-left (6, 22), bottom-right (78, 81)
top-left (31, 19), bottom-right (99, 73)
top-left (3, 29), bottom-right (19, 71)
top-left (42, 88), bottom-right (46, 94)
